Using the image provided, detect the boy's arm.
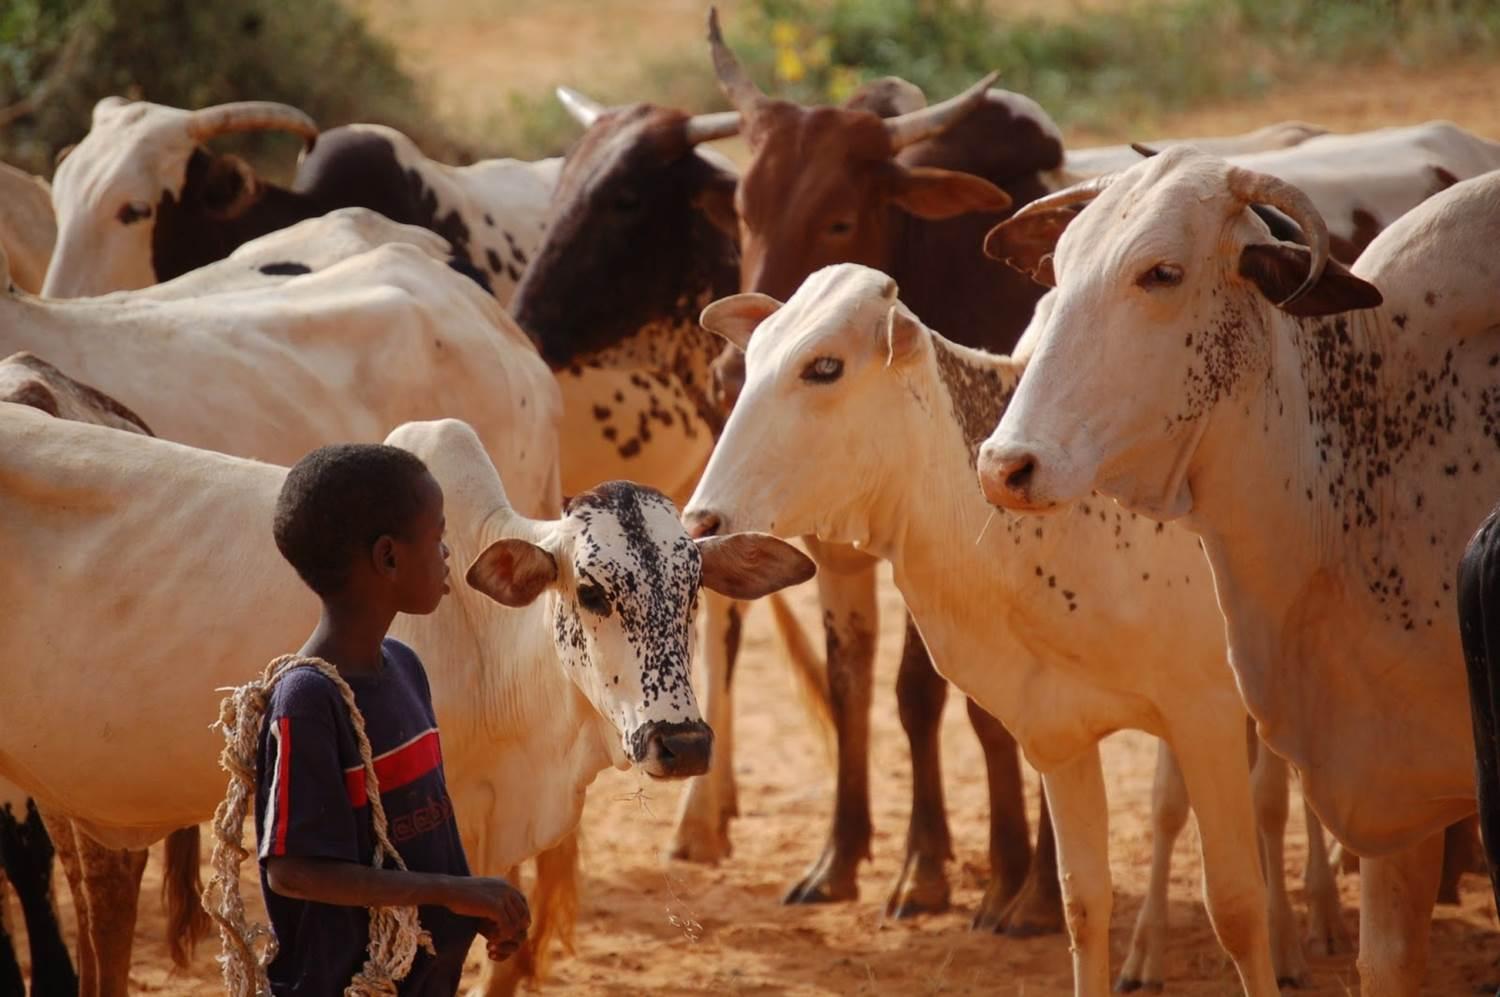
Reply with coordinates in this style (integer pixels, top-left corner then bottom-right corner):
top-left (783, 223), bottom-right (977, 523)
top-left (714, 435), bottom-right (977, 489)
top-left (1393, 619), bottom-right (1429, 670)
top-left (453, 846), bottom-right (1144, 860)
top-left (265, 856), bottom-right (530, 939)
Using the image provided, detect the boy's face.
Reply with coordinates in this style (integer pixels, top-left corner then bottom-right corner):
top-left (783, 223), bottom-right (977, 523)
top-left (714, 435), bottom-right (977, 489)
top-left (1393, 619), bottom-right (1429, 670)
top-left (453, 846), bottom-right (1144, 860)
top-left (392, 471), bottom-right (450, 615)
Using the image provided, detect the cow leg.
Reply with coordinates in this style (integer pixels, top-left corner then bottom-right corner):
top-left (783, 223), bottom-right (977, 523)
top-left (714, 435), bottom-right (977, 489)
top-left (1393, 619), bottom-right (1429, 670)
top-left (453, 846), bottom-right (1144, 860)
top-left (0, 802), bottom-right (77, 997)
top-left (43, 814), bottom-right (93, 996)
top-left (785, 538), bottom-right (877, 905)
top-left (1437, 816), bottom-right (1484, 905)
top-left (1356, 835), bottom-right (1443, 997)
top-left (1040, 747), bottom-right (1112, 996)
top-left (1301, 795), bottom-right (1353, 957)
top-left (74, 827), bottom-right (148, 997)
top-left (0, 871), bottom-right (23, 997)
top-left (1118, 739), bottom-right (1190, 992)
top-left (670, 593), bottom-right (744, 863)
top-left (471, 835), bottom-right (580, 997)
top-left (1248, 738), bottom-right (1307, 988)
top-left (1170, 719), bottom-right (1278, 997)
top-left (884, 619), bottom-right (952, 917)
top-left (966, 699), bottom-right (1062, 935)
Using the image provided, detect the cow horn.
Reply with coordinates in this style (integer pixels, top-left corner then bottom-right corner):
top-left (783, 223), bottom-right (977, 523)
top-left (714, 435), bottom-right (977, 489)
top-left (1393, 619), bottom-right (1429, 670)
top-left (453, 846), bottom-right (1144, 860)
top-left (884, 71), bottom-right (998, 151)
top-left (1227, 166), bottom-right (1329, 306)
top-left (1008, 173), bottom-right (1119, 220)
top-left (684, 110), bottom-right (742, 146)
top-left (707, 6), bottom-right (769, 114)
top-left (556, 86), bottom-right (606, 127)
top-left (186, 101), bottom-right (318, 146)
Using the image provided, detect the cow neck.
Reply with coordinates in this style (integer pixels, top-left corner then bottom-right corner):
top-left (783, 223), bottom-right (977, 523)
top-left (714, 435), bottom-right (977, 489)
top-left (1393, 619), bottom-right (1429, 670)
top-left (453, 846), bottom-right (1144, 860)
top-left (1184, 303), bottom-right (1479, 848)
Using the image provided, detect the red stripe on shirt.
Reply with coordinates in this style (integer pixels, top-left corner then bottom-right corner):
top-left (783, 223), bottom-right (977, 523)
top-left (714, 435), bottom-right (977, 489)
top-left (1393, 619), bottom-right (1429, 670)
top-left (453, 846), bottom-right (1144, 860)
top-left (273, 717), bottom-right (293, 855)
top-left (343, 729), bottom-right (442, 808)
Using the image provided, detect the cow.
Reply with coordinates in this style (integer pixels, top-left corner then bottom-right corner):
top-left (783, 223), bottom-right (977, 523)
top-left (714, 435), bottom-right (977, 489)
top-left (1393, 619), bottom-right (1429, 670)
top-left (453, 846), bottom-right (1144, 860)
top-left (42, 96), bottom-right (557, 303)
top-left (0, 409), bottom-right (811, 989)
top-left (976, 151), bottom-right (1500, 994)
top-left (683, 263), bottom-right (1356, 992)
top-left (0, 160), bottom-right (54, 294)
top-left (0, 352), bottom-right (213, 996)
top-left (0, 783), bottom-right (74, 997)
top-left (704, 8), bottom-right (1065, 931)
top-left (1061, 120), bottom-right (1326, 176)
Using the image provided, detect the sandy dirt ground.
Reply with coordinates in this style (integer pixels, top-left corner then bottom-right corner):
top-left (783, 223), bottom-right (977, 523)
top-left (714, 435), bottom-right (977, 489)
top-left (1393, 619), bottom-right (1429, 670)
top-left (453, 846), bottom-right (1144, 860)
top-left (9, 6), bottom-right (1500, 994)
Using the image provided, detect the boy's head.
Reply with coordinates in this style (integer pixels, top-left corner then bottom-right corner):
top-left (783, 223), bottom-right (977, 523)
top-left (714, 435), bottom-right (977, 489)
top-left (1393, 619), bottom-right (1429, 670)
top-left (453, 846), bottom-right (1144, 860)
top-left (274, 443), bottom-right (450, 613)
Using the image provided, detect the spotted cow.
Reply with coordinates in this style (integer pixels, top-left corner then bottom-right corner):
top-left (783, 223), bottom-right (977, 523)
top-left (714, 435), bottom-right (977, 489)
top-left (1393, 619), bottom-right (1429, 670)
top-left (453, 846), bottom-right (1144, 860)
top-left (43, 97), bottom-right (555, 303)
top-left (978, 152), bottom-right (1500, 994)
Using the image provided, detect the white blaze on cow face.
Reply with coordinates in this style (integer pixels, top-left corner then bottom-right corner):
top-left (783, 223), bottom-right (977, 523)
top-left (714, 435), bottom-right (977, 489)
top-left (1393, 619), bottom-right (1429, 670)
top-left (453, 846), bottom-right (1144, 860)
top-left (980, 149), bottom-right (1305, 519)
top-left (686, 265), bottom-right (911, 547)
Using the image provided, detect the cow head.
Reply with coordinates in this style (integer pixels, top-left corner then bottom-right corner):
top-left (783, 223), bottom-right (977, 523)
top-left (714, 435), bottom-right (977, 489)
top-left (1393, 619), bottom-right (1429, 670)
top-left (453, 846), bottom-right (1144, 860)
top-left (685, 265), bottom-right (944, 547)
top-left (467, 479), bottom-right (813, 778)
top-left (510, 90), bottom-right (741, 371)
top-left (44, 97), bottom-right (317, 297)
top-left (706, 9), bottom-right (1011, 300)
top-left (976, 147), bottom-right (1382, 519)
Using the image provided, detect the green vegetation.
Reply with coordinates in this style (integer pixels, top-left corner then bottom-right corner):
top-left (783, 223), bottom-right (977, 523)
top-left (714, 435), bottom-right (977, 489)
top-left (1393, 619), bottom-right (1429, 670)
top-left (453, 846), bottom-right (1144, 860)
top-left (3, 0), bottom-right (1498, 174)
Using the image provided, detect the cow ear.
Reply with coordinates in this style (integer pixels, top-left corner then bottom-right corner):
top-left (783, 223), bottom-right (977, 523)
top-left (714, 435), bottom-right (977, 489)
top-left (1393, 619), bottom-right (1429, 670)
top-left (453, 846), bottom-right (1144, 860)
top-left (692, 163), bottom-right (739, 239)
top-left (198, 154), bottom-right (259, 220)
top-left (1238, 243), bottom-right (1383, 317)
top-left (700, 292), bottom-right (782, 352)
top-left (885, 304), bottom-right (926, 367)
top-left (467, 538), bottom-right (558, 608)
top-left (696, 533), bottom-right (816, 600)
top-left (887, 165), bottom-right (1012, 220)
top-left (984, 206), bottom-right (1079, 287)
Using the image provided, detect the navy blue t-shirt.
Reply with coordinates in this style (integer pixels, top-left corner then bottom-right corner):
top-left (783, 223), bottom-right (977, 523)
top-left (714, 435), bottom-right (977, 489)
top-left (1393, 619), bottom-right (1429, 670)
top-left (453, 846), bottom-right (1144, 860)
top-left (254, 638), bottom-right (477, 995)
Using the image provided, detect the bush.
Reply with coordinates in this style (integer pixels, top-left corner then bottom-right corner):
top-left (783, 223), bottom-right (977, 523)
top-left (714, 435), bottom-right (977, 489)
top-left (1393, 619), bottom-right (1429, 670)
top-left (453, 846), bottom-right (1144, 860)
top-left (0, 0), bottom-right (450, 179)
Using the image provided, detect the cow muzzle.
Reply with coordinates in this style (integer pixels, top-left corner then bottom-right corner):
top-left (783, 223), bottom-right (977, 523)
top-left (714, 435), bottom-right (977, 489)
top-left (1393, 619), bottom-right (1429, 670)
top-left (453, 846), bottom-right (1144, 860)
top-left (632, 720), bottom-right (714, 779)
top-left (977, 440), bottom-right (1067, 513)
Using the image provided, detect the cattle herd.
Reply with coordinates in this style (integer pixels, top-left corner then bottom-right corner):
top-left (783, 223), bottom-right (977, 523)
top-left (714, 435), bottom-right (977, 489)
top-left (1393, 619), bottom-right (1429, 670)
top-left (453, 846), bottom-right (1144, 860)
top-left (2, 6), bottom-right (1500, 996)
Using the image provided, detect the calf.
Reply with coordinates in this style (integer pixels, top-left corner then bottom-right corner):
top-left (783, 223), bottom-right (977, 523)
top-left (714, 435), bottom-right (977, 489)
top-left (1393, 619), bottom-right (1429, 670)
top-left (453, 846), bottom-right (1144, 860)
top-left (978, 152), bottom-right (1500, 993)
top-left (0, 410), bottom-right (809, 988)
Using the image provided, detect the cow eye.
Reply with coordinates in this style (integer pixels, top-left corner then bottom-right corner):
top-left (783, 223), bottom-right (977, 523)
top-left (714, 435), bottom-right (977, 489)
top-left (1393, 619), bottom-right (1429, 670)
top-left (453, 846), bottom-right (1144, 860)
top-left (577, 582), bottom-right (611, 616)
top-left (116, 201), bottom-right (152, 225)
top-left (826, 218), bottom-right (854, 238)
top-left (1138, 263), bottom-right (1183, 289)
top-left (801, 356), bottom-right (844, 384)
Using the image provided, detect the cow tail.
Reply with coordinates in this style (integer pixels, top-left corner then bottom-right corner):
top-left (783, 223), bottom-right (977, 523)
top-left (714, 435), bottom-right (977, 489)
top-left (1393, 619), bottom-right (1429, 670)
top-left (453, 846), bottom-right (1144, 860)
top-left (1457, 506), bottom-right (1500, 915)
top-left (163, 826), bottom-right (210, 968)
top-left (765, 591), bottom-right (836, 769)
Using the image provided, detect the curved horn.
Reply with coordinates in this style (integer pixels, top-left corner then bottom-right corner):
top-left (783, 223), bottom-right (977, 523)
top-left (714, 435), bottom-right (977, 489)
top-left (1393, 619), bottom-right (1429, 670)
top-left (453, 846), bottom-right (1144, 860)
top-left (884, 71), bottom-right (999, 151)
top-left (556, 86), bottom-right (606, 127)
top-left (186, 101), bottom-right (318, 146)
top-left (1008, 172), bottom-right (1119, 221)
top-left (707, 6), bottom-right (769, 114)
top-left (1227, 166), bottom-right (1329, 306)
top-left (684, 110), bottom-right (742, 145)
top-left (1130, 142), bottom-right (1161, 158)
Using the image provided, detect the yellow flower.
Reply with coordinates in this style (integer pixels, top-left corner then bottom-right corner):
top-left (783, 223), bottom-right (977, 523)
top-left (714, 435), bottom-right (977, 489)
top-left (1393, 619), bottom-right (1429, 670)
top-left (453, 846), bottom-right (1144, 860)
top-left (771, 21), bottom-right (799, 48)
top-left (776, 47), bottom-right (806, 83)
top-left (828, 65), bottom-right (862, 103)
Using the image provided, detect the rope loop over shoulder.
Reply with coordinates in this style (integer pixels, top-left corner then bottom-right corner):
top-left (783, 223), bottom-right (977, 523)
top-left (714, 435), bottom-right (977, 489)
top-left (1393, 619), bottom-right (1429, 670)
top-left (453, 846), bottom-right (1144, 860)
top-left (203, 654), bottom-right (434, 996)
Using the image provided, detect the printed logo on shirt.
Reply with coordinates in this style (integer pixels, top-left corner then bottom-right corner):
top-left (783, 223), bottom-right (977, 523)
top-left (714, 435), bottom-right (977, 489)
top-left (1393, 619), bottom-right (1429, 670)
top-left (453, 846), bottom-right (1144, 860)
top-left (391, 793), bottom-right (457, 844)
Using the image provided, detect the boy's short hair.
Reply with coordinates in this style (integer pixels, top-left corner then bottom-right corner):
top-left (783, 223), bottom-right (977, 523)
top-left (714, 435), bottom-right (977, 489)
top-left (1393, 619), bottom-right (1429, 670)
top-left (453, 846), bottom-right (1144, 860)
top-left (274, 443), bottom-right (433, 597)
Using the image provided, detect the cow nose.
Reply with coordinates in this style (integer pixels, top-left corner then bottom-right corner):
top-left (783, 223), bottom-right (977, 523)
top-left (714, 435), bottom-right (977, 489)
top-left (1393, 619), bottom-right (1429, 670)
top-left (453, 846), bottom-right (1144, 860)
top-left (977, 445), bottom-right (1039, 510)
top-left (636, 720), bottom-right (714, 779)
top-left (683, 509), bottom-right (722, 539)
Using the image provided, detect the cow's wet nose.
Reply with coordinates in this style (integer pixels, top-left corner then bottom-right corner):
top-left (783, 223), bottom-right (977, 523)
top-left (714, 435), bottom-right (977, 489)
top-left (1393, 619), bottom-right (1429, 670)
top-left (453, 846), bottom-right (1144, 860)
top-left (977, 445), bottom-right (1040, 510)
top-left (683, 509), bottom-right (722, 539)
top-left (636, 720), bottom-right (714, 779)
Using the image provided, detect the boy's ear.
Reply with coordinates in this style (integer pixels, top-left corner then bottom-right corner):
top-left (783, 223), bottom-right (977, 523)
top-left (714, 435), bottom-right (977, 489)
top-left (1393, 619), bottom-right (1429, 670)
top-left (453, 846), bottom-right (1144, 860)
top-left (467, 538), bottom-right (558, 607)
top-left (373, 535), bottom-right (399, 573)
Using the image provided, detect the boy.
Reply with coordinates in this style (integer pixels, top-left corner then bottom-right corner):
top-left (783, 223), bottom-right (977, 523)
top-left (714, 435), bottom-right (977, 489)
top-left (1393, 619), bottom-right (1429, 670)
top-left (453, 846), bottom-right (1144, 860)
top-left (256, 442), bottom-right (529, 994)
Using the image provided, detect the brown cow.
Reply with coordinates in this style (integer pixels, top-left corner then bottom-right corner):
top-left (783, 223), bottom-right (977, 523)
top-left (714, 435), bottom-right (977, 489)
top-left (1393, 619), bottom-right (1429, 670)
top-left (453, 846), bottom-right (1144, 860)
top-left (700, 9), bottom-right (1068, 933)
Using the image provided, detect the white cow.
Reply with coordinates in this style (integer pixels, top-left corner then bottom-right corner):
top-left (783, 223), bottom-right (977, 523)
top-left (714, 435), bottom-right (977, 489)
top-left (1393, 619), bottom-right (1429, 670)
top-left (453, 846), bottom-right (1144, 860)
top-left (0, 160), bottom-right (55, 294)
top-left (978, 150), bottom-right (1500, 994)
top-left (1062, 119), bottom-right (1326, 177)
top-left (684, 264), bottom-right (1348, 994)
top-left (0, 411), bottom-right (811, 971)
top-left (42, 96), bottom-right (560, 303)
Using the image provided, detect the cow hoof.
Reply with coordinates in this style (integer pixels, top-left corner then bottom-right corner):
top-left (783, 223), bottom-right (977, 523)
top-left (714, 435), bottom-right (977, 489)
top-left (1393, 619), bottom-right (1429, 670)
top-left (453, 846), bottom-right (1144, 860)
top-left (667, 820), bottom-right (732, 865)
top-left (1277, 976), bottom-right (1304, 989)
top-left (1114, 978), bottom-right (1164, 994)
top-left (784, 850), bottom-right (859, 906)
top-left (884, 851), bottom-right (950, 919)
top-left (980, 874), bottom-right (1064, 937)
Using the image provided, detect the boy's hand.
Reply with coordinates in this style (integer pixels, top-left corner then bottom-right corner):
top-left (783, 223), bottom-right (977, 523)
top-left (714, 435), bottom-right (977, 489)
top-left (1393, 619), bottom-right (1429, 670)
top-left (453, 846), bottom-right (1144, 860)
top-left (479, 919), bottom-right (524, 962)
top-left (442, 877), bottom-right (530, 941)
